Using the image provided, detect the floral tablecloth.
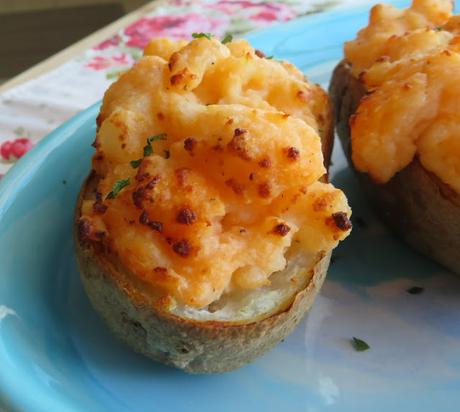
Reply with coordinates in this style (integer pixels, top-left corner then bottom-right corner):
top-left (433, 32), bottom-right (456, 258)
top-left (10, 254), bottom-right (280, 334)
top-left (0, 0), bottom-right (365, 178)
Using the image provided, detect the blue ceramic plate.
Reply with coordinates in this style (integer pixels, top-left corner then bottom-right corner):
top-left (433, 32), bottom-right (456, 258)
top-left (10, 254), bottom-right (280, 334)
top-left (1, 2), bottom-right (460, 411)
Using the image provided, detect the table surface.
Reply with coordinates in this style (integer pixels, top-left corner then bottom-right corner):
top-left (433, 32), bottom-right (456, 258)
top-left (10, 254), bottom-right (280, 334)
top-left (0, 1), bottom-right (167, 93)
top-left (0, 0), bottom-right (366, 178)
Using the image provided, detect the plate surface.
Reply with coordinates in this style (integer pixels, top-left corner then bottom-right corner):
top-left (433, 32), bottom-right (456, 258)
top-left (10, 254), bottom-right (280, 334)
top-left (1, 2), bottom-right (460, 411)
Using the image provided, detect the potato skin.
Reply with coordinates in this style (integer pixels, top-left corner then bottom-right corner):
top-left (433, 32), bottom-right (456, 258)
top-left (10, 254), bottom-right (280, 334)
top-left (320, 94), bottom-right (334, 170)
top-left (330, 60), bottom-right (460, 274)
top-left (74, 93), bottom-right (336, 373)
top-left (75, 193), bottom-right (330, 373)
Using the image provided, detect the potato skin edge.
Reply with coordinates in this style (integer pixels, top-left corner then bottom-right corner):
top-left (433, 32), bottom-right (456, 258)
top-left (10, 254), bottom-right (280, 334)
top-left (330, 59), bottom-right (460, 274)
top-left (74, 200), bottom-right (330, 373)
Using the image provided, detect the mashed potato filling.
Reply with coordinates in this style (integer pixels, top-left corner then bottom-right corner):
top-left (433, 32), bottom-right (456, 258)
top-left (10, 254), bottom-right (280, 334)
top-left (345, 0), bottom-right (460, 193)
top-left (80, 37), bottom-right (351, 308)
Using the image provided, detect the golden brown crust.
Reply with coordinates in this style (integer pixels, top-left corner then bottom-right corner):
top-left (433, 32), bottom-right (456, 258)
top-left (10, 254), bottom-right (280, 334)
top-left (330, 59), bottom-right (460, 274)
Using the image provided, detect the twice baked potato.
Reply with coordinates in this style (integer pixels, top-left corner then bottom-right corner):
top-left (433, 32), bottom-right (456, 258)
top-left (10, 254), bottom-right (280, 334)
top-left (330, 0), bottom-right (460, 274)
top-left (75, 36), bottom-right (351, 373)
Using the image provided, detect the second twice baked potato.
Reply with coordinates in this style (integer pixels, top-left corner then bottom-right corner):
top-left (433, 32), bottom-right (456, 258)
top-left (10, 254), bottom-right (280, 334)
top-left (75, 36), bottom-right (352, 373)
top-left (330, 0), bottom-right (460, 274)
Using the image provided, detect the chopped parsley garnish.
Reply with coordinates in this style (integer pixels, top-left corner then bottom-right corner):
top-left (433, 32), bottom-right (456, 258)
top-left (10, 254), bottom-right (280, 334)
top-left (407, 286), bottom-right (424, 295)
top-left (266, 55), bottom-right (274, 60)
top-left (435, 26), bottom-right (444, 31)
top-left (130, 159), bottom-right (142, 169)
top-left (143, 133), bottom-right (166, 157)
top-left (106, 178), bottom-right (130, 199)
top-left (144, 145), bottom-right (153, 157)
top-left (192, 32), bottom-right (213, 40)
top-left (222, 34), bottom-right (233, 44)
top-left (352, 337), bottom-right (370, 352)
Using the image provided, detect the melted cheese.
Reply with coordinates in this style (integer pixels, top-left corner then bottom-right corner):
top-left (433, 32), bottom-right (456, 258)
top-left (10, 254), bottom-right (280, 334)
top-left (82, 37), bottom-right (351, 308)
top-left (345, 0), bottom-right (460, 193)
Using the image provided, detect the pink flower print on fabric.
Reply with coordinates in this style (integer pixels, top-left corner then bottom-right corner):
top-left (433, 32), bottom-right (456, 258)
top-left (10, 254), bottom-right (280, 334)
top-left (0, 138), bottom-right (33, 161)
top-left (85, 53), bottom-right (132, 71)
top-left (94, 35), bottom-right (122, 51)
top-left (124, 13), bottom-right (228, 48)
